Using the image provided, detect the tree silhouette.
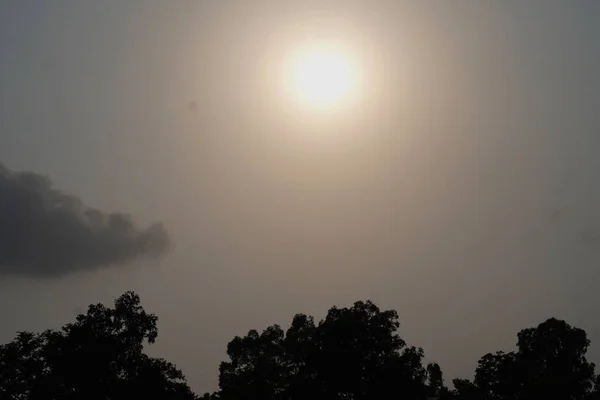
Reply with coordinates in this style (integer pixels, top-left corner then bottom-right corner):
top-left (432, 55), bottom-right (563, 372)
top-left (427, 362), bottom-right (447, 398)
top-left (0, 291), bottom-right (196, 400)
top-left (218, 325), bottom-right (287, 400)
top-left (451, 378), bottom-right (482, 400)
top-left (213, 300), bottom-right (438, 400)
top-left (3, 292), bottom-right (600, 400)
top-left (451, 318), bottom-right (597, 400)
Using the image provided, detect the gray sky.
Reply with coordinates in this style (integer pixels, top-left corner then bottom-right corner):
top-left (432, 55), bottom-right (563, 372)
top-left (2, 1), bottom-right (600, 393)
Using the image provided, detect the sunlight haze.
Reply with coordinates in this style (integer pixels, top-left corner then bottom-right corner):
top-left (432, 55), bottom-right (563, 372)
top-left (2, 1), bottom-right (600, 395)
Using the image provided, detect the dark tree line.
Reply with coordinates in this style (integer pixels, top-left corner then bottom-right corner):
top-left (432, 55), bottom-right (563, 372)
top-left (1, 292), bottom-right (599, 399)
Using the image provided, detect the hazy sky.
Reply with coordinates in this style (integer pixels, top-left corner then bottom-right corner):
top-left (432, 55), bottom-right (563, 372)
top-left (2, 1), bottom-right (600, 392)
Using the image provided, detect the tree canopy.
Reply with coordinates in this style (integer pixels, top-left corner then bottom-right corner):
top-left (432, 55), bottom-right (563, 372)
top-left (1, 291), bottom-right (599, 400)
top-left (0, 291), bottom-right (196, 400)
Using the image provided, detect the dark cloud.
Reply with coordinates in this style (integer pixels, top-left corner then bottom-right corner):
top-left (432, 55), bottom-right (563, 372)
top-left (0, 162), bottom-right (170, 277)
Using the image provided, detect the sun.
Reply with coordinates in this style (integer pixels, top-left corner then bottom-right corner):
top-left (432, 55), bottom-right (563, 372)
top-left (293, 51), bottom-right (352, 106)
top-left (284, 41), bottom-right (361, 111)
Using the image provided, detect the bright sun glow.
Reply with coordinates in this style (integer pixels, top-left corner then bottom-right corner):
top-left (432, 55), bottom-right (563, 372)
top-left (284, 41), bottom-right (361, 111)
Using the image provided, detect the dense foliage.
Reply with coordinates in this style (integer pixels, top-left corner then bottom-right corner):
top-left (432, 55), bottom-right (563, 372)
top-left (1, 292), bottom-right (599, 400)
top-left (0, 292), bottom-right (195, 400)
